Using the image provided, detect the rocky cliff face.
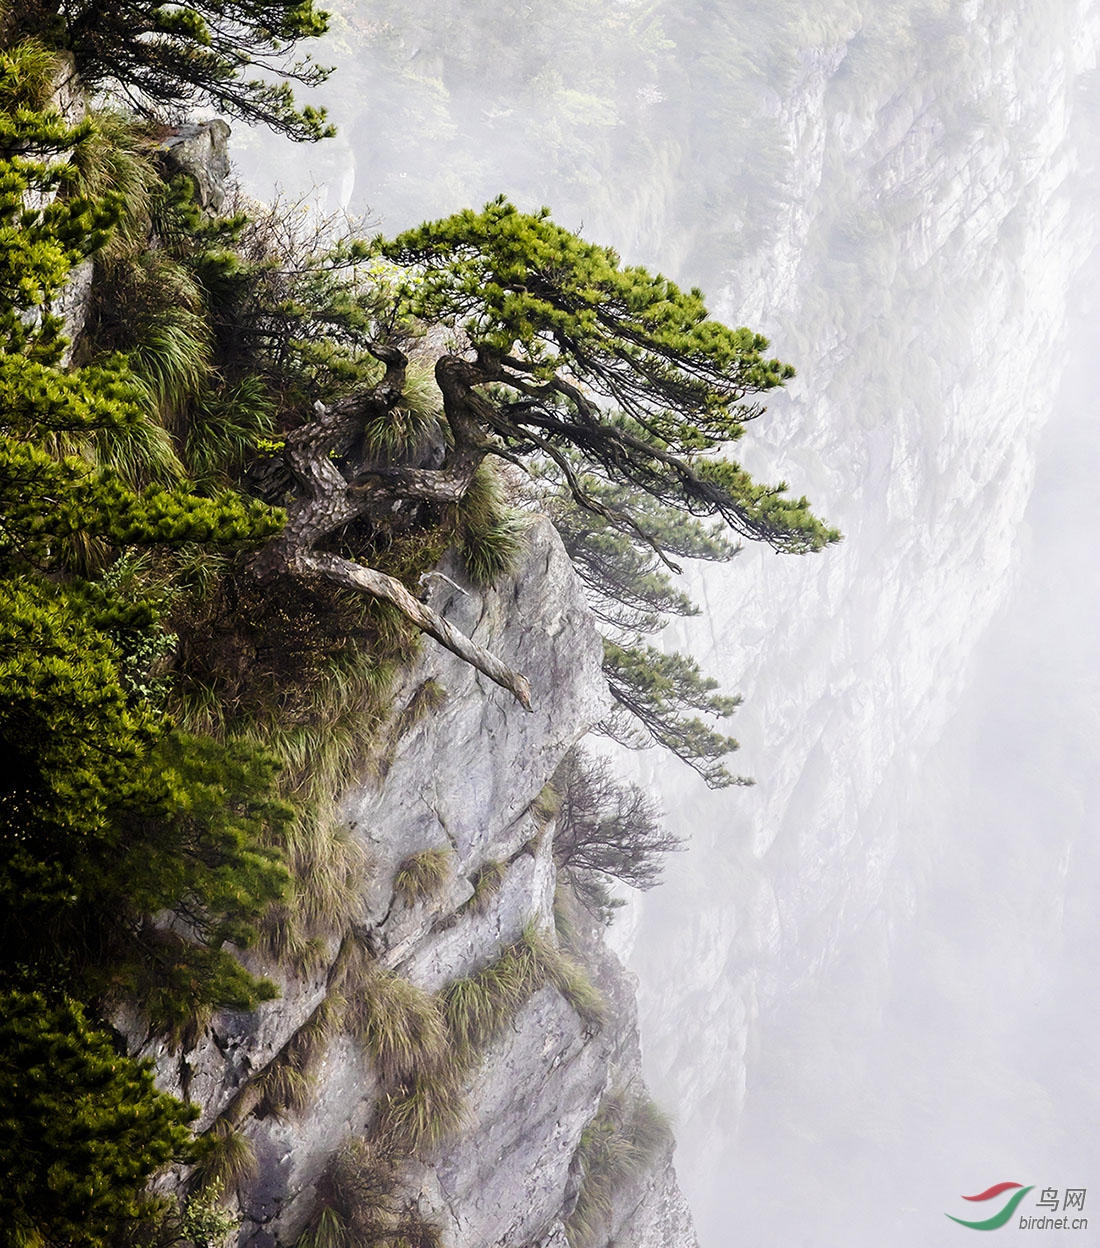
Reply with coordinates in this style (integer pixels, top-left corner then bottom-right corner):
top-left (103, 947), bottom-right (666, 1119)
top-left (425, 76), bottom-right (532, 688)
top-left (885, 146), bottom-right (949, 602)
top-left (124, 510), bottom-right (697, 1248)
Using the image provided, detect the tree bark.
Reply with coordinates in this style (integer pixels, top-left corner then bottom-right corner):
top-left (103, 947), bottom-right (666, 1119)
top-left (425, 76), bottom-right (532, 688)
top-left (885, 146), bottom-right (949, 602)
top-left (296, 550), bottom-right (533, 711)
top-left (250, 346), bottom-right (533, 711)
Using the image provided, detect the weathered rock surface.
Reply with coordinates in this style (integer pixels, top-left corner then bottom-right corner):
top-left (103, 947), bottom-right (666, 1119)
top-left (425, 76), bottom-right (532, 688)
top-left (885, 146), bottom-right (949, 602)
top-left (158, 120), bottom-right (233, 212)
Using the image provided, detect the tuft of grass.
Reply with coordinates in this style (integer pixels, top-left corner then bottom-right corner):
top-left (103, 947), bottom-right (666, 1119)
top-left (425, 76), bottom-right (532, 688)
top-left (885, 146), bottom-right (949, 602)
top-left (358, 359), bottom-right (443, 457)
top-left (464, 858), bottom-right (508, 916)
top-left (531, 781), bottom-right (562, 825)
top-left (254, 993), bottom-right (344, 1118)
top-left (185, 375), bottom-right (276, 487)
top-left (344, 960), bottom-right (449, 1086)
top-left (454, 461), bottom-right (528, 588)
top-left (88, 248), bottom-right (212, 422)
top-left (442, 922), bottom-right (606, 1067)
top-left (296, 1204), bottom-right (350, 1248)
top-left (374, 679), bottom-right (447, 782)
top-left (69, 110), bottom-right (161, 253)
top-left (174, 638), bottom-right (400, 965)
top-left (554, 878), bottom-right (580, 949)
top-left (441, 958), bottom-right (525, 1062)
top-left (516, 923), bottom-right (608, 1031)
top-left (393, 847), bottom-right (453, 907)
top-left (0, 41), bottom-right (60, 111)
top-left (296, 1137), bottom-right (444, 1248)
top-left (255, 1059), bottom-right (313, 1117)
top-left (565, 1091), bottom-right (672, 1248)
top-left (191, 1119), bottom-right (258, 1196)
top-left (376, 1069), bottom-right (467, 1154)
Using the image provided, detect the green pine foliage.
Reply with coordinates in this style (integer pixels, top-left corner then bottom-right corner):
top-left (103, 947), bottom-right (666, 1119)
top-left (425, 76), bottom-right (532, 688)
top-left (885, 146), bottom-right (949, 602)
top-left (0, 992), bottom-right (197, 1248)
top-left (0, 46), bottom-right (303, 1244)
top-left (601, 640), bottom-right (751, 789)
top-left (548, 475), bottom-right (752, 786)
top-left (10, 0), bottom-right (333, 141)
top-left (0, 15), bottom-right (843, 1242)
top-left (381, 198), bottom-right (839, 555)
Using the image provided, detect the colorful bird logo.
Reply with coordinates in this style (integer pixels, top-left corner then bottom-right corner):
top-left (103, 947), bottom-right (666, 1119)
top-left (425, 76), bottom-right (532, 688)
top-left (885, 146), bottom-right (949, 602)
top-left (945, 1182), bottom-right (1035, 1230)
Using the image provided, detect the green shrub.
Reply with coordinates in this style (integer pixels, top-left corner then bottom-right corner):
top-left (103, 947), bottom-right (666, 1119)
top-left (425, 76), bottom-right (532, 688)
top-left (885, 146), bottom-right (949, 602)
top-left (182, 1185), bottom-right (241, 1248)
top-left (0, 993), bottom-right (197, 1248)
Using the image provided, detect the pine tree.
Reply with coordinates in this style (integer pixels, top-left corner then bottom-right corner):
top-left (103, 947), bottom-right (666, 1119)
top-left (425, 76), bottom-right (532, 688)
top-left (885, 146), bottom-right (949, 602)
top-left (9, 0), bottom-right (333, 140)
top-left (246, 199), bottom-right (838, 711)
top-left (0, 992), bottom-right (197, 1248)
top-left (0, 51), bottom-right (290, 1239)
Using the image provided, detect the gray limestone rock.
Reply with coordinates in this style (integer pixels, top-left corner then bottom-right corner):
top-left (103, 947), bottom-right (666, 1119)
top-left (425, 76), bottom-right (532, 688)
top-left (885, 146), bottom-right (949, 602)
top-left (343, 514), bottom-right (609, 933)
top-left (158, 120), bottom-right (233, 212)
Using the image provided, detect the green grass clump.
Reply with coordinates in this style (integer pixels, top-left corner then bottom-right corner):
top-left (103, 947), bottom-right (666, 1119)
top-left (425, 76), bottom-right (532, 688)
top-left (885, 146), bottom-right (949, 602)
top-left (464, 858), bottom-right (508, 915)
top-left (254, 993), bottom-right (344, 1118)
top-left (373, 678), bottom-right (447, 782)
top-left (376, 1069), bottom-right (468, 1154)
top-left (441, 957), bottom-right (526, 1062)
top-left (515, 924), bottom-right (608, 1031)
top-left (531, 781), bottom-right (562, 825)
top-left (442, 923), bottom-right (607, 1066)
top-left (296, 1204), bottom-right (350, 1248)
top-left (345, 963), bottom-right (449, 1086)
top-left (393, 847), bottom-right (453, 907)
top-left (454, 461), bottom-right (528, 588)
top-left (565, 1091), bottom-right (672, 1248)
top-left (190, 1120), bottom-right (258, 1197)
top-left (295, 1137), bottom-right (444, 1248)
top-left (358, 359), bottom-right (443, 457)
top-left (175, 631), bottom-right (402, 969)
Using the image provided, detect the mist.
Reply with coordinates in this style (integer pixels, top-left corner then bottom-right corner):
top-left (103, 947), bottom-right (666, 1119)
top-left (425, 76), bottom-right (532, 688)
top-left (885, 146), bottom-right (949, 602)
top-left (236, 1), bottom-right (1100, 1243)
